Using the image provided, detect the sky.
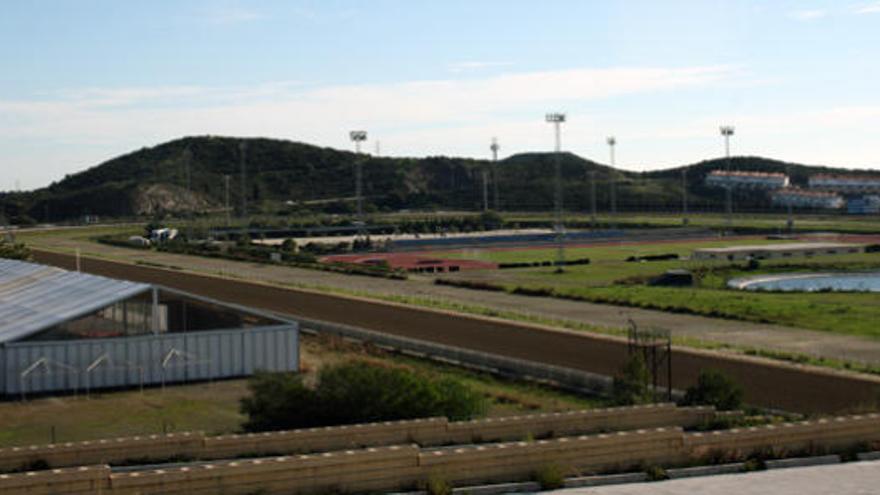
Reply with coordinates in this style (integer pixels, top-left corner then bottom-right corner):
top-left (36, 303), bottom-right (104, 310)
top-left (2, 0), bottom-right (880, 190)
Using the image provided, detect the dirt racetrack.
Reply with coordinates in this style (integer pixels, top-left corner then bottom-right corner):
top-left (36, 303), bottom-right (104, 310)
top-left (34, 250), bottom-right (880, 414)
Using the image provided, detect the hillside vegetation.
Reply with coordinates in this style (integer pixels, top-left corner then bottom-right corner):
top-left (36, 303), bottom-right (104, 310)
top-left (1, 135), bottom-right (875, 223)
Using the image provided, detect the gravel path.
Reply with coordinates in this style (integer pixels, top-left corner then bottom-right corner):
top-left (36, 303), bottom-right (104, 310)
top-left (32, 236), bottom-right (880, 366)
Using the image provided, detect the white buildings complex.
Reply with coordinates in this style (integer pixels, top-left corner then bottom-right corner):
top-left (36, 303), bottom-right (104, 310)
top-left (771, 188), bottom-right (845, 209)
top-left (808, 174), bottom-right (880, 193)
top-left (705, 170), bottom-right (790, 189)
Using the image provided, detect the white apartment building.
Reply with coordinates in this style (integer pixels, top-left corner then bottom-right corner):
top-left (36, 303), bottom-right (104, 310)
top-left (705, 170), bottom-right (790, 189)
top-left (809, 174), bottom-right (880, 192)
top-left (771, 188), bottom-right (844, 209)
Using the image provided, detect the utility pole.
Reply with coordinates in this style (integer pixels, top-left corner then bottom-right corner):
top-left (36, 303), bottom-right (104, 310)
top-left (786, 165), bottom-right (794, 233)
top-left (224, 175), bottom-right (231, 227)
top-left (239, 141), bottom-right (248, 238)
top-left (481, 168), bottom-right (489, 212)
top-left (491, 138), bottom-right (500, 210)
top-left (183, 146), bottom-right (193, 240)
top-left (546, 113), bottom-right (566, 272)
top-left (349, 130), bottom-right (368, 233)
top-left (720, 126), bottom-right (735, 231)
top-left (607, 136), bottom-right (618, 229)
top-left (590, 170), bottom-right (598, 229)
top-left (682, 168), bottom-right (689, 225)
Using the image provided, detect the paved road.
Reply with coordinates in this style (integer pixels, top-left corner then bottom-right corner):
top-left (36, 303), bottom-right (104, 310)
top-left (29, 236), bottom-right (880, 366)
top-left (554, 460), bottom-right (880, 495)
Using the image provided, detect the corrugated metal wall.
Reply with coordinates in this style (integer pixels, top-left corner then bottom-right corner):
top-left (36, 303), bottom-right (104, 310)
top-left (0, 324), bottom-right (298, 396)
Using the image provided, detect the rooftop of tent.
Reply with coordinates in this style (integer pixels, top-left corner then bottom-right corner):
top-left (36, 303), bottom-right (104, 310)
top-left (0, 258), bottom-right (292, 344)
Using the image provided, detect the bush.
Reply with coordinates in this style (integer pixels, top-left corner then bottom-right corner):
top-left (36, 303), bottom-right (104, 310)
top-left (680, 369), bottom-right (744, 411)
top-left (611, 354), bottom-right (653, 406)
top-left (240, 361), bottom-right (487, 432)
top-left (533, 463), bottom-right (565, 490)
top-left (0, 239), bottom-right (32, 261)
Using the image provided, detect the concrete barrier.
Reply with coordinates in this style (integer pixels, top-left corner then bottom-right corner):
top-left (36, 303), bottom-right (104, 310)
top-left (0, 404), bottom-right (715, 472)
top-left (2, 412), bottom-right (879, 495)
top-left (0, 465), bottom-right (111, 495)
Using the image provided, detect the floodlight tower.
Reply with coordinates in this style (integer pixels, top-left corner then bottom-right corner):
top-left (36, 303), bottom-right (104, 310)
top-left (239, 141), bottom-right (248, 238)
top-left (349, 130), bottom-right (368, 226)
top-left (785, 164), bottom-right (794, 233)
top-left (720, 125), bottom-right (735, 230)
top-left (491, 138), bottom-right (500, 210)
top-left (589, 170), bottom-right (598, 228)
top-left (607, 136), bottom-right (618, 229)
top-left (682, 167), bottom-right (689, 225)
top-left (546, 113), bottom-right (566, 271)
top-left (182, 146), bottom-right (193, 240)
top-left (224, 175), bottom-right (231, 227)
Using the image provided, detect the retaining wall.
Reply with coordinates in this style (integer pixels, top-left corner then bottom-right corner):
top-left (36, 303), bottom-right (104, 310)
top-left (3, 413), bottom-right (880, 495)
top-left (0, 404), bottom-right (712, 471)
top-left (686, 412), bottom-right (880, 459)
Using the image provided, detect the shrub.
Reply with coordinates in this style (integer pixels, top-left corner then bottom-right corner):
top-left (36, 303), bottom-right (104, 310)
top-left (240, 361), bottom-right (487, 432)
top-left (533, 463), bottom-right (566, 490)
top-left (424, 473), bottom-right (452, 495)
top-left (611, 354), bottom-right (653, 406)
top-left (680, 369), bottom-right (744, 411)
top-left (0, 239), bottom-right (32, 261)
top-left (644, 465), bottom-right (668, 481)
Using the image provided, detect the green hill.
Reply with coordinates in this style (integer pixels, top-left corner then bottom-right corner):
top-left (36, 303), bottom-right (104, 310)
top-left (1, 136), bottom-right (876, 223)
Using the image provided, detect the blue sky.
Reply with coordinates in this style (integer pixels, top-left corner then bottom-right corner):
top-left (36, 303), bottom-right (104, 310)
top-left (2, 0), bottom-right (880, 189)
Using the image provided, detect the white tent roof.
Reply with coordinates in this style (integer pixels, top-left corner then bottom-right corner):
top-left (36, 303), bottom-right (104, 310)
top-left (0, 258), bottom-right (151, 343)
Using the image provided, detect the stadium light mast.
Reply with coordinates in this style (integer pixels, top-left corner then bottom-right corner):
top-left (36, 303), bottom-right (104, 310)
top-left (546, 113), bottom-right (566, 272)
top-left (491, 137), bottom-right (500, 210)
top-left (589, 170), bottom-right (598, 229)
top-left (182, 146), bottom-right (193, 241)
top-left (238, 141), bottom-right (248, 239)
top-left (720, 125), bottom-right (735, 230)
top-left (786, 164), bottom-right (794, 233)
top-left (349, 130), bottom-right (368, 229)
top-left (224, 175), bottom-right (231, 227)
top-left (682, 167), bottom-right (689, 225)
top-left (607, 136), bottom-right (618, 229)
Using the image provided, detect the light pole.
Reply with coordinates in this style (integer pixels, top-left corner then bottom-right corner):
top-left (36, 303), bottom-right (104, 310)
top-left (238, 141), bottom-right (248, 240)
top-left (182, 146), bottom-right (193, 240)
top-left (546, 113), bottom-right (566, 272)
top-left (349, 130), bottom-right (368, 229)
top-left (589, 170), bottom-right (598, 229)
top-left (607, 136), bottom-right (618, 229)
top-left (785, 165), bottom-right (794, 233)
top-left (720, 125), bottom-right (735, 230)
top-left (491, 138), bottom-right (500, 210)
top-left (224, 175), bottom-right (231, 227)
top-left (682, 167), bottom-right (689, 226)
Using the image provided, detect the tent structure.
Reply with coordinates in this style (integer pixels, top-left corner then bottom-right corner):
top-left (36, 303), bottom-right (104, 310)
top-left (0, 259), bottom-right (299, 397)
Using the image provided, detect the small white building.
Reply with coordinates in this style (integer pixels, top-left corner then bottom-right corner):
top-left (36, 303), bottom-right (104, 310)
top-left (809, 174), bottom-right (880, 192)
top-left (705, 170), bottom-right (789, 189)
top-left (771, 188), bottom-right (844, 209)
top-left (693, 242), bottom-right (865, 261)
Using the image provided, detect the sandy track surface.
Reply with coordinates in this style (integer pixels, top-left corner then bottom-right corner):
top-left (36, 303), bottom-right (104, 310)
top-left (30, 237), bottom-right (880, 366)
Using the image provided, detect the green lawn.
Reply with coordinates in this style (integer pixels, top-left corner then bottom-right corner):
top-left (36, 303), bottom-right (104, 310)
top-left (505, 212), bottom-right (880, 234)
top-left (438, 239), bottom-right (880, 339)
top-left (0, 336), bottom-right (605, 448)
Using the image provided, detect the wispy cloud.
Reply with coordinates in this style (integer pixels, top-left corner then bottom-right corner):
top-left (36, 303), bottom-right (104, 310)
top-left (0, 64), bottom-right (745, 186)
top-left (448, 61), bottom-right (513, 73)
top-left (790, 9), bottom-right (827, 21)
top-left (854, 2), bottom-right (880, 14)
top-left (202, 6), bottom-right (263, 25)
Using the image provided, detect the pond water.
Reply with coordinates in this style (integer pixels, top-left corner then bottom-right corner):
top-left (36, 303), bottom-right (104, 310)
top-left (728, 272), bottom-right (880, 292)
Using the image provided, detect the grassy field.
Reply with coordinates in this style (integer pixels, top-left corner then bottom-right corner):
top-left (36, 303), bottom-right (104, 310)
top-left (0, 335), bottom-right (605, 448)
top-left (506, 212), bottom-right (880, 234)
top-left (438, 238), bottom-right (880, 339)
